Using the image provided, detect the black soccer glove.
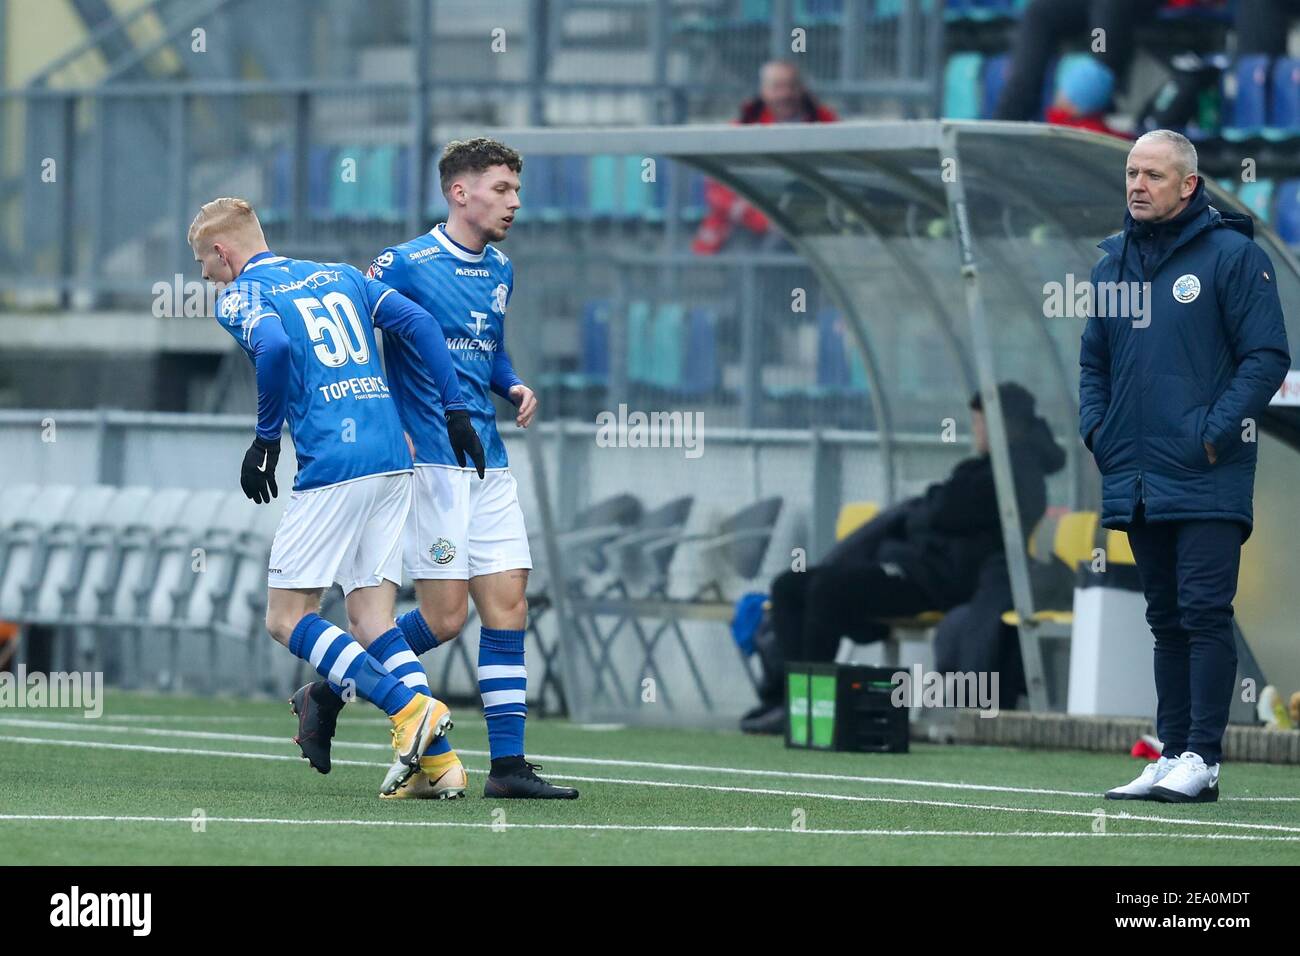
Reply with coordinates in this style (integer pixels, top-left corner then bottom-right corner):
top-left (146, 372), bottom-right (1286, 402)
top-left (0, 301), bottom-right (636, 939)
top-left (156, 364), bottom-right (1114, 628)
top-left (446, 409), bottom-right (486, 479)
top-left (240, 436), bottom-right (280, 504)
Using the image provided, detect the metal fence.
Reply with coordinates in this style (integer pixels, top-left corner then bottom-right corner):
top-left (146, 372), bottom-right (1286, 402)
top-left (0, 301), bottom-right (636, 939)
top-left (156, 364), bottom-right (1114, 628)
top-left (0, 409), bottom-right (992, 723)
top-left (0, 0), bottom-right (943, 299)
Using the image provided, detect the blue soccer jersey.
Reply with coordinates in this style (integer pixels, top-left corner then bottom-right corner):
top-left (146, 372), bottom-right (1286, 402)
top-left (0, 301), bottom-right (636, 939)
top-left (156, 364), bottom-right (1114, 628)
top-left (368, 224), bottom-right (523, 470)
top-left (216, 252), bottom-right (466, 491)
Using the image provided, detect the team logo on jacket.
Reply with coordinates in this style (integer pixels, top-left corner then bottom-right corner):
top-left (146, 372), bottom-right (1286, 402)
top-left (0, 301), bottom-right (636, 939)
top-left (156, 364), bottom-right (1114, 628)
top-left (491, 283), bottom-right (508, 315)
top-left (1172, 274), bottom-right (1201, 303)
top-left (429, 538), bottom-right (456, 565)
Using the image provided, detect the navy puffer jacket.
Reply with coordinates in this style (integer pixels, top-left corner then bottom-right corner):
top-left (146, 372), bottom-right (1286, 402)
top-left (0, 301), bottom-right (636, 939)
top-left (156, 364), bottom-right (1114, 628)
top-left (1079, 178), bottom-right (1291, 540)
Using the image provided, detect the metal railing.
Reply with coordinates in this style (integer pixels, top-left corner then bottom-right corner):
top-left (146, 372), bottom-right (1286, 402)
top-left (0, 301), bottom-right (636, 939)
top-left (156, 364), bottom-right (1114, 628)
top-left (0, 0), bottom-right (944, 305)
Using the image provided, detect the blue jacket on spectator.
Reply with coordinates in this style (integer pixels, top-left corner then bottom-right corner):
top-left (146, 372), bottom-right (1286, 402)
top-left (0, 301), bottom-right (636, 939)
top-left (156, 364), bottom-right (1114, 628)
top-left (1079, 178), bottom-right (1291, 540)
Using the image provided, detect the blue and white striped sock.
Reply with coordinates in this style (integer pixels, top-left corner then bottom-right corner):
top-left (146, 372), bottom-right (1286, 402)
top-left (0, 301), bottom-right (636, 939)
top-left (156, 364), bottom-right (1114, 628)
top-left (366, 627), bottom-right (431, 697)
top-left (367, 624), bottom-right (452, 758)
top-left (478, 627), bottom-right (526, 759)
top-left (396, 609), bottom-right (441, 655)
top-left (288, 614), bottom-right (413, 717)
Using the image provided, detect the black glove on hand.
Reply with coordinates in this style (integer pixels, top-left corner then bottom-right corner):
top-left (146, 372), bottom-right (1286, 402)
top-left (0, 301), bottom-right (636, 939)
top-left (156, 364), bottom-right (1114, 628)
top-left (446, 409), bottom-right (486, 479)
top-left (240, 436), bottom-right (280, 503)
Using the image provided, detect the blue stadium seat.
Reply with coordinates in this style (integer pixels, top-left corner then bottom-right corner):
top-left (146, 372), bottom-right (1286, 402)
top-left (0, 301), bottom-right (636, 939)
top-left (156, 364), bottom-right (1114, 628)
top-left (1274, 179), bottom-right (1300, 246)
top-left (797, 0), bottom-right (843, 24)
top-left (1266, 57), bottom-right (1300, 140)
top-left (683, 169), bottom-right (708, 221)
top-left (308, 145), bottom-right (335, 220)
top-left (816, 308), bottom-right (869, 393)
top-left (947, 0), bottom-right (1016, 21)
top-left (681, 306), bottom-right (720, 396)
top-left (1038, 55), bottom-right (1060, 119)
top-left (943, 53), bottom-right (984, 119)
top-left (1237, 178), bottom-right (1275, 223)
top-left (982, 53), bottom-right (1012, 119)
top-left (1157, 1), bottom-right (1234, 24)
top-left (263, 145), bottom-right (293, 224)
top-left (560, 155), bottom-right (590, 221)
top-left (1222, 55), bottom-right (1270, 141)
top-left (581, 300), bottom-right (611, 383)
top-left (519, 153), bottom-right (555, 223)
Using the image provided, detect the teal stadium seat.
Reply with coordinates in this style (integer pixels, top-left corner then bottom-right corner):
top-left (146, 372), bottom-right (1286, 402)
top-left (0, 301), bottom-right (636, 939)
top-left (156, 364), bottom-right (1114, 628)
top-left (330, 143), bottom-right (366, 221)
top-left (1238, 179), bottom-right (1275, 223)
top-left (626, 300), bottom-right (654, 385)
top-left (650, 303), bottom-right (686, 389)
top-left (589, 155), bottom-right (619, 220)
top-left (621, 155), bottom-right (649, 221)
top-left (943, 53), bottom-right (984, 120)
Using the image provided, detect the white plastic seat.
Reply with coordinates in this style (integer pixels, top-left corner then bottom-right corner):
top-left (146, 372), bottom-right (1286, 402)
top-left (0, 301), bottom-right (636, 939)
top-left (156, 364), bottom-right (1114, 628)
top-left (0, 486), bottom-right (80, 619)
top-left (25, 485), bottom-right (123, 623)
top-left (58, 486), bottom-right (157, 625)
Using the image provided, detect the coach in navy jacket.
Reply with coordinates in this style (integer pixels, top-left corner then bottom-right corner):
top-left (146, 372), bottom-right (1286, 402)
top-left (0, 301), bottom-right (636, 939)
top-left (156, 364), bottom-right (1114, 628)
top-left (1080, 130), bottom-right (1290, 804)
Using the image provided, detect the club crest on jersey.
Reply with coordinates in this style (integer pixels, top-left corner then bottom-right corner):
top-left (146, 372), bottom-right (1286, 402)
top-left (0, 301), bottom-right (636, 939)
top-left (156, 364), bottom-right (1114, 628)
top-left (429, 538), bottom-right (456, 565)
top-left (1172, 274), bottom-right (1200, 304)
top-left (220, 292), bottom-right (244, 320)
top-left (491, 283), bottom-right (508, 315)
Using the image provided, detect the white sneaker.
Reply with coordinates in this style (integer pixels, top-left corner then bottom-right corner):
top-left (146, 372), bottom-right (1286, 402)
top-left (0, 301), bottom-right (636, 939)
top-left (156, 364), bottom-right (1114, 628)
top-left (1151, 751), bottom-right (1220, 803)
top-left (1104, 755), bottom-right (1180, 801)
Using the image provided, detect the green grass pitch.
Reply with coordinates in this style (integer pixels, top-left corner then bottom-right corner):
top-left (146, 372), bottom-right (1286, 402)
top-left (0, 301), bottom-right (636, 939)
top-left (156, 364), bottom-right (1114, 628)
top-left (1, 691), bottom-right (1297, 865)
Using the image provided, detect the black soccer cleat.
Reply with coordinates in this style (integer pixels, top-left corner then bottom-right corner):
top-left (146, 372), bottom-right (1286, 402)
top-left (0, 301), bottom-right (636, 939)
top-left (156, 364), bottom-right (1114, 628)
top-left (289, 680), bottom-right (345, 774)
top-left (483, 760), bottom-right (579, 799)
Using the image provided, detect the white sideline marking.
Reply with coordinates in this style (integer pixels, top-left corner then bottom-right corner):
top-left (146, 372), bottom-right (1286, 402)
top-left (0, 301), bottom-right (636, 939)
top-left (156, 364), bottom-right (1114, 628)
top-left (0, 814), bottom-right (1297, 842)
top-left (2, 733), bottom-right (1296, 836)
top-left (0, 716), bottom-right (1292, 803)
top-left (95, 711), bottom-right (487, 727)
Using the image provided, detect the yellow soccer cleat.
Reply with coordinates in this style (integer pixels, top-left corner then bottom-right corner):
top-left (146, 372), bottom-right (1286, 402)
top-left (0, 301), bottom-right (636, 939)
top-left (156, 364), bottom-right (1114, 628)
top-left (381, 696), bottom-right (453, 795)
top-left (379, 751), bottom-right (468, 800)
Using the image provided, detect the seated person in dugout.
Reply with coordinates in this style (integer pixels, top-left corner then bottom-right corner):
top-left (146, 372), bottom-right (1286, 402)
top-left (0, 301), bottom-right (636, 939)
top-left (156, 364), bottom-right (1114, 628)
top-left (742, 382), bottom-right (1066, 734)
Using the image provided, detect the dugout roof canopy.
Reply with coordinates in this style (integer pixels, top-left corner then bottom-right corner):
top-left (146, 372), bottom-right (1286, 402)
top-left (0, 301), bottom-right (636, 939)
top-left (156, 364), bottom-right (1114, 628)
top-left (503, 120), bottom-right (1300, 709)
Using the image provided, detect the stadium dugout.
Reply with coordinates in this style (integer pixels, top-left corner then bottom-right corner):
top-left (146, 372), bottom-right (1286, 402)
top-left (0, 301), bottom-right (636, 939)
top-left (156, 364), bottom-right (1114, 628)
top-left (501, 119), bottom-right (1300, 717)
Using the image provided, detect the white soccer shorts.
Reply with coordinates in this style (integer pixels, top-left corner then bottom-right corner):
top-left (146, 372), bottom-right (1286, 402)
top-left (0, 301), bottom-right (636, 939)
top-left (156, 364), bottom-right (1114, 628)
top-left (404, 465), bottom-right (533, 580)
top-left (268, 471), bottom-right (412, 594)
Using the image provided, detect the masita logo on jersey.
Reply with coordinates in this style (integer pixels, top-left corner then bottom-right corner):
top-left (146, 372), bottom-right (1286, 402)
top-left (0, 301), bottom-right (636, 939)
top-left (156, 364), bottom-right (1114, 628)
top-left (263, 269), bottom-right (343, 296)
top-left (455, 267), bottom-right (490, 277)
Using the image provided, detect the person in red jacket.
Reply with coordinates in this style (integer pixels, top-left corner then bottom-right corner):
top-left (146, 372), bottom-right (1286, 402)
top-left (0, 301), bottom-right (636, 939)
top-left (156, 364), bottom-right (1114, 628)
top-left (692, 61), bottom-right (837, 255)
top-left (1045, 56), bottom-right (1129, 141)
